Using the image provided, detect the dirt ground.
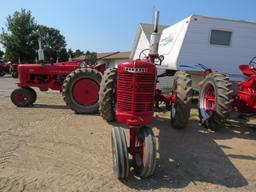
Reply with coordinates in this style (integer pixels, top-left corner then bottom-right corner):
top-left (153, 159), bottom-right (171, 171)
top-left (0, 75), bottom-right (256, 192)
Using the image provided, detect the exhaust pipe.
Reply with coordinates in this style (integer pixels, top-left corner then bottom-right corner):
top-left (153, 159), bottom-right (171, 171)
top-left (153, 11), bottom-right (160, 33)
top-left (149, 11), bottom-right (160, 56)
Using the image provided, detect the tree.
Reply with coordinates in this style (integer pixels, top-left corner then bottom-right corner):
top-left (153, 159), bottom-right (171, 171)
top-left (67, 48), bottom-right (74, 59)
top-left (58, 48), bottom-right (69, 62)
top-left (85, 50), bottom-right (97, 64)
top-left (37, 25), bottom-right (66, 62)
top-left (0, 49), bottom-right (4, 61)
top-left (74, 49), bottom-right (84, 58)
top-left (0, 9), bottom-right (38, 63)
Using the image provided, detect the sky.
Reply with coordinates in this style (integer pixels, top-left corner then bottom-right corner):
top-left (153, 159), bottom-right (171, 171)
top-left (0, 0), bottom-right (256, 53)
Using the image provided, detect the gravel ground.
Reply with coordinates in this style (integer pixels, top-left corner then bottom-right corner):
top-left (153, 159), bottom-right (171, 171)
top-left (0, 75), bottom-right (256, 192)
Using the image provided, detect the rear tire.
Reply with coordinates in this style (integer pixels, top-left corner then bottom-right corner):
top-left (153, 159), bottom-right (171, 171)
top-left (170, 71), bottom-right (192, 129)
top-left (199, 72), bottom-right (233, 130)
top-left (99, 68), bottom-right (117, 121)
top-left (111, 127), bottom-right (129, 179)
top-left (62, 68), bottom-right (102, 114)
top-left (11, 88), bottom-right (34, 107)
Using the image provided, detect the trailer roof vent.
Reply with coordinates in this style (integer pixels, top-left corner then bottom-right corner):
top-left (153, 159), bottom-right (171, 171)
top-left (210, 30), bottom-right (232, 46)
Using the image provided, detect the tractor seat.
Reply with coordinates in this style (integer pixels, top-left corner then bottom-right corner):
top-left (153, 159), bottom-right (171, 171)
top-left (239, 64), bottom-right (255, 76)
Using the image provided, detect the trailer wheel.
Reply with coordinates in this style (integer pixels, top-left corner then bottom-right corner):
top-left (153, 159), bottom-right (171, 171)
top-left (62, 68), bottom-right (102, 114)
top-left (170, 71), bottom-right (192, 129)
top-left (11, 88), bottom-right (34, 107)
top-left (111, 127), bottom-right (129, 179)
top-left (23, 87), bottom-right (37, 104)
top-left (199, 73), bottom-right (233, 130)
top-left (99, 68), bottom-right (117, 121)
top-left (133, 126), bottom-right (156, 178)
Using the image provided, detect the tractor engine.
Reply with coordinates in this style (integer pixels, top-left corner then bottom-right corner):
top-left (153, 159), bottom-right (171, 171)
top-left (116, 60), bottom-right (157, 126)
top-left (234, 76), bottom-right (256, 113)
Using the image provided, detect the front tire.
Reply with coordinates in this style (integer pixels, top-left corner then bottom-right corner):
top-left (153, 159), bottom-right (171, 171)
top-left (62, 68), bottom-right (102, 114)
top-left (111, 127), bottom-right (129, 179)
top-left (0, 71), bottom-right (5, 77)
top-left (133, 126), bottom-right (157, 178)
top-left (11, 71), bottom-right (18, 78)
top-left (11, 88), bottom-right (34, 107)
top-left (199, 72), bottom-right (233, 130)
top-left (170, 71), bottom-right (192, 129)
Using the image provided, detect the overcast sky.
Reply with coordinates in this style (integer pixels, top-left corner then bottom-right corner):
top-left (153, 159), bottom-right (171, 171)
top-left (0, 0), bottom-right (255, 52)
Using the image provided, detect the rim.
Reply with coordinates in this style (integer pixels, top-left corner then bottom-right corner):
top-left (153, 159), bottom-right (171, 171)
top-left (16, 93), bottom-right (28, 103)
top-left (133, 129), bottom-right (145, 168)
top-left (171, 86), bottom-right (177, 119)
top-left (200, 83), bottom-right (215, 121)
top-left (72, 78), bottom-right (99, 106)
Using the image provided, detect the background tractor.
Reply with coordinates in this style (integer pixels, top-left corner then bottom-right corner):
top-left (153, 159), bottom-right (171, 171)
top-left (0, 61), bottom-right (18, 78)
top-left (10, 52), bottom-right (119, 113)
top-left (99, 11), bottom-right (192, 179)
top-left (199, 57), bottom-right (256, 130)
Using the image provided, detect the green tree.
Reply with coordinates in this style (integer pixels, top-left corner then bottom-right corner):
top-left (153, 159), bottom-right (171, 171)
top-left (67, 48), bottom-right (74, 59)
top-left (0, 49), bottom-right (4, 61)
top-left (0, 9), bottom-right (38, 63)
top-left (37, 25), bottom-right (67, 62)
top-left (85, 50), bottom-right (97, 64)
top-left (74, 49), bottom-right (84, 58)
top-left (58, 48), bottom-right (69, 62)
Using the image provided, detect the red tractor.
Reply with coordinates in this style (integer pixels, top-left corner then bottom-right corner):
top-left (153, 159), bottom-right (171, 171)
top-left (99, 12), bottom-right (192, 179)
top-left (10, 59), bottom-right (105, 114)
top-left (0, 61), bottom-right (18, 78)
top-left (198, 56), bottom-right (256, 130)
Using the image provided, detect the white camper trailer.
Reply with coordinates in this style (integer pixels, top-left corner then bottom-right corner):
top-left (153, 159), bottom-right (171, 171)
top-left (131, 15), bottom-right (256, 90)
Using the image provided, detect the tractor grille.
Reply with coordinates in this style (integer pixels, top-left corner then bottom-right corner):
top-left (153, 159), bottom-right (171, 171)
top-left (117, 72), bottom-right (155, 113)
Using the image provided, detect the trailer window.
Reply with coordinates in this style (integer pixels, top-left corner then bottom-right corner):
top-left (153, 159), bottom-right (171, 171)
top-left (210, 30), bottom-right (232, 46)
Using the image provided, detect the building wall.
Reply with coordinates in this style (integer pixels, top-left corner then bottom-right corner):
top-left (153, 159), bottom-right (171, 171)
top-left (132, 32), bottom-right (150, 60)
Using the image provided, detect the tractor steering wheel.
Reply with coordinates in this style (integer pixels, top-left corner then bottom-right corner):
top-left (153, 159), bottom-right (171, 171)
top-left (249, 56), bottom-right (256, 69)
top-left (139, 49), bottom-right (149, 60)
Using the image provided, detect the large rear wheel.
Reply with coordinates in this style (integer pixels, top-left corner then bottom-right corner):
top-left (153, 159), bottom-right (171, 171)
top-left (99, 68), bottom-right (117, 121)
top-left (170, 71), bottom-right (192, 129)
top-left (62, 68), bottom-right (102, 114)
top-left (199, 72), bottom-right (233, 130)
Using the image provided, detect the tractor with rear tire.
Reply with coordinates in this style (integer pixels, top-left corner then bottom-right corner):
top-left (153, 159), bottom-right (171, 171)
top-left (0, 61), bottom-right (18, 78)
top-left (99, 11), bottom-right (193, 179)
top-left (198, 56), bottom-right (256, 130)
top-left (10, 59), bottom-right (105, 114)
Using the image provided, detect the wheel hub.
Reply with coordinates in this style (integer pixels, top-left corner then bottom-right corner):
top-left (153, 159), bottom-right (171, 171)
top-left (72, 78), bottom-right (99, 106)
top-left (200, 84), bottom-right (215, 121)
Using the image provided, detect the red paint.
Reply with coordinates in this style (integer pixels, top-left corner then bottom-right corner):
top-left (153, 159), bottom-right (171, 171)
top-left (17, 60), bottom-right (105, 92)
top-left (116, 60), bottom-right (157, 127)
top-left (204, 85), bottom-right (215, 112)
top-left (233, 65), bottom-right (256, 113)
top-left (72, 78), bottom-right (99, 106)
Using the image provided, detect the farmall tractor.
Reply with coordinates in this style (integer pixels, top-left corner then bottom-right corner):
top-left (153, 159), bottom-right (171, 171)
top-left (198, 57), bottom-right (256, 130)
top-left (10, 52), bottom-right (118, 114)
top-left (0, 61), bottom-right (18, 78)
top-left (99, 12), bottom-right (192, 179)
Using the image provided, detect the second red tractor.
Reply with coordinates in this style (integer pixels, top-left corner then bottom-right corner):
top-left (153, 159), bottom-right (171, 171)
top-left (11, 59), bottom-right (105, 114)
top-left (199, 56), bottom-right (256, 130)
